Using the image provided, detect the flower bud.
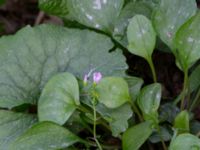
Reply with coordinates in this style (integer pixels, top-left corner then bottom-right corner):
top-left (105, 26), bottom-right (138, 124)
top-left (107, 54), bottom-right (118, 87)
top-left (93, 72), bottom-right (102, 84)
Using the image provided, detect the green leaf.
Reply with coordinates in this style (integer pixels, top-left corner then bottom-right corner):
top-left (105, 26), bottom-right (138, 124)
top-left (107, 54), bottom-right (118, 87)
top-left (127, 15), bottom-right (156, 60)
top-left (174, 12), bottom-right (200, 71)
top-left (159, 103), bottom-right (180, 123)
top-left (122, 121), bottom-right (153, 150)
top-left (9, 121), bottom-right (80, 150)
top-left (96, 77), bottom-right (130, 108)
top-left (0, 24), bottom-right (127, 108)
top-left (137, 83), bottom-right (161, 122)
top-left (66, 0), bottom-right (124, 32)
top-left (189, 65), bottom-right (200, 92)
top-left (97, 103), bottom-right (132, 137)
top-left (149, 126), bottom-right (172, 143)
top-left (39, 0), bottom-right (69, 17)
top-left (0, 110), bottom-right (37, 150)
top-left (169, 133), bottom-right (200, 150)
top-left (109, 104), bottom-right (132, 137)
top-left (153, 0), bottom-right (197, 49)
top-left (38, 72), bottom-right (79, 125)
top-left (191, 121), bottom-right (200, 135)
top-left (124, 76), bottom-right (143, 101)
top-left (174, 110), bottom-right (189, 133)
top-left (113, 1), bottom-right (152, 47)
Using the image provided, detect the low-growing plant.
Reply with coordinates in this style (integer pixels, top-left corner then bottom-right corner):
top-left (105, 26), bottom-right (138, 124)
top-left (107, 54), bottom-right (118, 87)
top-left (0, 0), bottom-right (200, 149)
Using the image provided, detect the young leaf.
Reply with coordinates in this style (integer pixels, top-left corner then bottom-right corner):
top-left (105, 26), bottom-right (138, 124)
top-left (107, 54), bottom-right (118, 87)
top-left (38, 72), bottom-right (79, 125)
top-left (0, 110), bottom-right (37, 150)
top-left (113, 1), bottom-right (152, 47)
top-left (137, 83), bottom-right (161, 122)
top-left (0, 24), bottom-right (127, 109)
top-left (96, 77), bottom-right (130, 108)
top-left (153, 0), bottom-right (197, 49)
top-left (127, 15), bottom-right (156, 61)
top-left (174, 12), bottom-right (200, 71)
top-left (174, 110), bottom-right (189, 133)
top-left (169, 134), bottom-right (200, 150)
top-left (9, 122), bottom-right (80, 150)
top-left (122, 121), bottom-right (153, 150)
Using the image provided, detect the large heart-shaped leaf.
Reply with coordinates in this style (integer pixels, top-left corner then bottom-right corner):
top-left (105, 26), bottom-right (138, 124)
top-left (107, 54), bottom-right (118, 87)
top-left (38, 72), bottom-right (79, 125)
top-left (122, 121), bottom-right (153, 150)
top-left (137, 83), bottom-right (161, 123)
top-left (0, 110), bottom-right (37, 150)
top-left (153, 0), bottom-right (197, 49)
top-left (127, 15), bottom-right (156, 61)
top-left (9, 121), bottom-right (80, 150)
top-left (169, 133), bottom-right (200, 150)
top-left (96, 77), bottom-right (130, 108)
top-left (0, 24), bottom-right (127, 109)
top-left (174, 12), bottom-right (200, 71)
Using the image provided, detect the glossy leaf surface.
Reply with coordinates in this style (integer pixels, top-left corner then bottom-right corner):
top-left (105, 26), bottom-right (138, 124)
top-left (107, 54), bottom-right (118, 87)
top-left (127, 15), bottom-right (156, 60)
top-left (153, 0), bottom-right (197, 48)
top-left (0, 24), bottom-right (127, 108)
top-left (169, 134), bottom-right (200, 150)
top-left (137, 83), bottom-right (161, 122)
top-left (9, 122), bottom-right (80, 150)
top-left (0, 110), bottom-right (37, 150)
top-left (123, 121), bottom-right (153, 150)
top-left (96, 77), bottom-right (130, 108)
top-left (174, 110), bottom-right (189, 133)
top-left (66, 0), bottom-right (124, 32)
top-left (174, 12), bottom-right (200, 71)
top-left (38, 73), bottom-right (79, 125)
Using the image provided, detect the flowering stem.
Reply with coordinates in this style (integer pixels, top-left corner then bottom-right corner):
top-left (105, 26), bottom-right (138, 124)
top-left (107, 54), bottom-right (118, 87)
top-left (92, 101), bottom-right (103, 150)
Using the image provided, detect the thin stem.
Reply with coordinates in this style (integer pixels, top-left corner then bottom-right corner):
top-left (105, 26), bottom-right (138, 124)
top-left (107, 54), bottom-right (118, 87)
top-left (157, 126), bottom-right (168, 150)
top-left (189, 87), bottom-right (200, 111)
top-left (147, 58), bottom-right (157, 83)
top-left (77, 105), bottom-right (91, 113)
top-left (180, 69), bottom-right (188, 110)
top-left (80, 139), bottom-right (120, 150)
top-left (129, 101), bottom-right (143, 122)
top-left (92, 102), bottom-right (103, 150)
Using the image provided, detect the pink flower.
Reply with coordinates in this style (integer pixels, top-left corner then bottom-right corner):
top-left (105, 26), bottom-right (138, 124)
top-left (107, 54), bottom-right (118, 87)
top-left (83, 74), bottom-right (89, 85)
top-left (93, 72), bottom-right (102, 84)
